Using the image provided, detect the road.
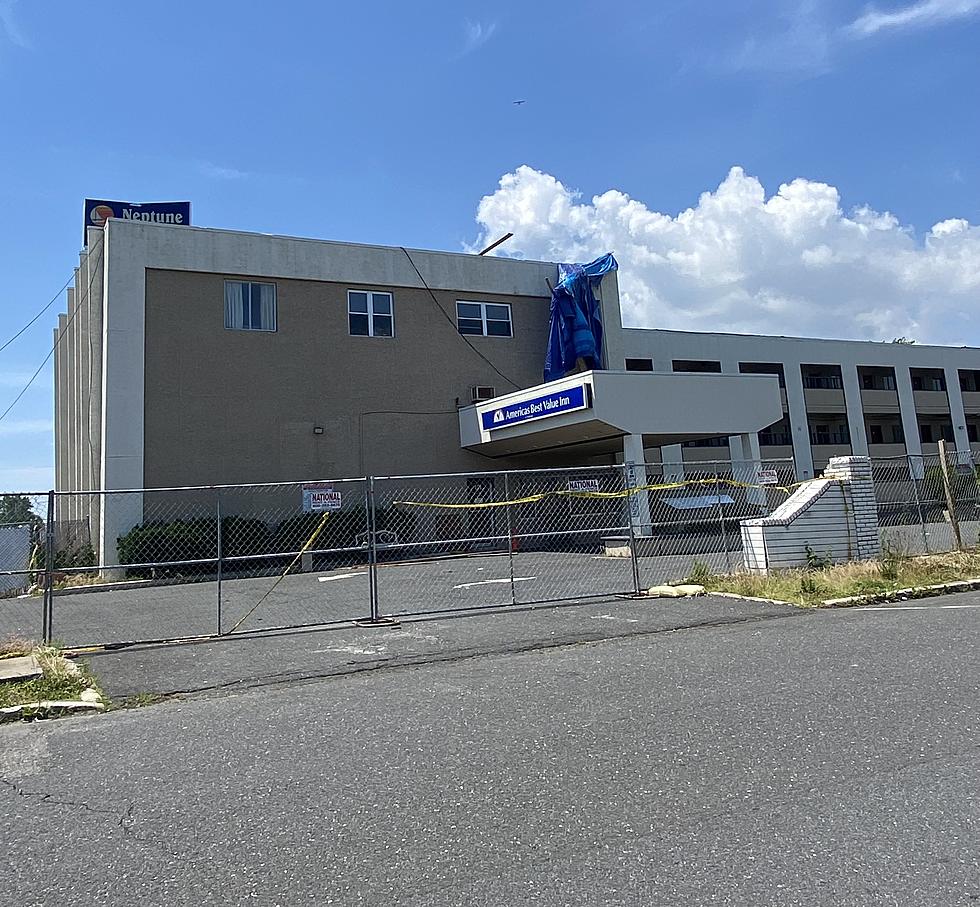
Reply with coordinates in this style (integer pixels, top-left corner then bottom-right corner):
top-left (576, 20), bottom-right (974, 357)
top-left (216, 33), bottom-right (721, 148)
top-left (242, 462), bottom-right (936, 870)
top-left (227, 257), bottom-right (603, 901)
top-left (2, 594), bottom-right (979, 905)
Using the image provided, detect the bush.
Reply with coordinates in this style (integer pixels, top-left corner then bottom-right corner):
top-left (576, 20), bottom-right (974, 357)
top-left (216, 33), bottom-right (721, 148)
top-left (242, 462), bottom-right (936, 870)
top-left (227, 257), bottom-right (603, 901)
top-left (117, 518), bottom-right (218, 574)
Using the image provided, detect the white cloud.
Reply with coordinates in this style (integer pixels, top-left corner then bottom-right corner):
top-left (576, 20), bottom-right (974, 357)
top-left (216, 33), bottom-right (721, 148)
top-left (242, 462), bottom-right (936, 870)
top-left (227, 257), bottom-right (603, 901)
top-left (846, 0), bottom-right (980, 37)
top-left (459, 19), bottom-right (497, 56)
top-left (0, 0), bottom-right (30, 49)
top-left (473, 165), bottom-right (980, 346)
top-left (198, 161), bottom-right (249, 180)
top-left (0, 465), bottom-right (52, 492)
top-left (0, 419), bottom-right (52, 437)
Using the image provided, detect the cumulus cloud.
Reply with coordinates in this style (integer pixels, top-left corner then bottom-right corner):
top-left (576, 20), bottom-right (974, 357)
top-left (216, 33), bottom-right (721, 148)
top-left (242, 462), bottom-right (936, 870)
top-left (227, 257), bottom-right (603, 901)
top-left (846, 0), bottom-right (980, 37)
top-left (473, 165), bottom-right (980, 345)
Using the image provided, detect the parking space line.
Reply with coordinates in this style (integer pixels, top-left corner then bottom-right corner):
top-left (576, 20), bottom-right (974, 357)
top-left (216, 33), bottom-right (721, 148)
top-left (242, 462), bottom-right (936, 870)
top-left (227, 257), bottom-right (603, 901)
top-left (318, 573), bottom-right (364, 583)
top-left (857, 604), bottom-right (980, 611)
top-left (453, 577), bottom-right (536, 590)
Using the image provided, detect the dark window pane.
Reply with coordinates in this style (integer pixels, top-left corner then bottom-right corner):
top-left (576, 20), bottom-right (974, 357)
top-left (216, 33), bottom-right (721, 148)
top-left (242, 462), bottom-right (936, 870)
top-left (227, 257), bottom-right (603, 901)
top-left (625, 358), bottom-right (653, 372)
top-left (458, 319), bottom-right (484, 335)
top-left (486, 319), bottom-right (511, 337)
top-left (485, 304), bottom-right (510, 321)
top-left (372, 293), bottom-right (392, 315)
top-left (251, 297), bottom-right (262, 329)
top-left (349, 313), bottom-right (370, 335)
top-left (348, 292), bottom-right (368, 313)
top-left (241, 297), bottom-right (251, 329)
top-left (373, 314), bottom-right (393, 337)
top-left (456, 303), bottom-right (482, 319)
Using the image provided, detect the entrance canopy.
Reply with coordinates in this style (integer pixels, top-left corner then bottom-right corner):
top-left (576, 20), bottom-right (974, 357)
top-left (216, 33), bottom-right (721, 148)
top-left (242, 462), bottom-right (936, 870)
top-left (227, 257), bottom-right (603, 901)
top-left (459, 370), bottom-right (783, 458)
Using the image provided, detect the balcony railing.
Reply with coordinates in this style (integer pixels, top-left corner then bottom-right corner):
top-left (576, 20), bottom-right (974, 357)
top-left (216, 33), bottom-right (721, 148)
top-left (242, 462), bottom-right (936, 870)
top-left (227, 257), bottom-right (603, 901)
top-left (803, 375), bottom-right (843, 390)
top-left (810, 431), bottom-right (851, 445)
top-left (759, 432), bottom-right (792, 446)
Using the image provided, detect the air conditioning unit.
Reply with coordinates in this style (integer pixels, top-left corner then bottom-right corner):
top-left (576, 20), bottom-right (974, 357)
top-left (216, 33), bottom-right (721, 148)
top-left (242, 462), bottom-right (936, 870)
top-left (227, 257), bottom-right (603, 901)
top-left (470, 385), bottom-right (496, 403)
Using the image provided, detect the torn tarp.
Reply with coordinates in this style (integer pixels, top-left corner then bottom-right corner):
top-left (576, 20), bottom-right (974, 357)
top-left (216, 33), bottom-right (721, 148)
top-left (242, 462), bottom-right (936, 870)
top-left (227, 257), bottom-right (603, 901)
top-left (543, 253), bottom-right (618, 382)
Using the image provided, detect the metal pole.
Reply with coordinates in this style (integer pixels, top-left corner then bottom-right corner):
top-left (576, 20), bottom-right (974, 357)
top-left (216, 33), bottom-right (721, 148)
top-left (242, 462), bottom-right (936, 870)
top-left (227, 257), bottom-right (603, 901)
top-left (716, 471), bottom-right (732, 573)
top-left (215, 493), bottom-right (223, 635)
top-left (367, 477), bottom-right (380, 622)
top-left (503, 472), bottom-right (517, 606)
top-left (42, 489), bottom-right (55, 644)
top-left (624, 464), bottom-right (642, 596)
top-left (907, 454), bottom-right (929, 554)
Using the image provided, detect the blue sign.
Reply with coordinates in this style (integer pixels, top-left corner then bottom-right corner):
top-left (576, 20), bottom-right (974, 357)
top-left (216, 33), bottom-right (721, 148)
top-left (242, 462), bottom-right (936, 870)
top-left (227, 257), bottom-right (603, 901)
top-left (481, 384), bottom-right (590, 431)
top-left (83, 199), bottom-right (191, 244)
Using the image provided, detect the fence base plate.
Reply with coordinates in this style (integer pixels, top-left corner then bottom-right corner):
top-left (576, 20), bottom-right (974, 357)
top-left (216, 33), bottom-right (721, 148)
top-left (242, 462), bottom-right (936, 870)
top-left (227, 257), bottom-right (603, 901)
top-left (352, 617), bottom-right (401, 628)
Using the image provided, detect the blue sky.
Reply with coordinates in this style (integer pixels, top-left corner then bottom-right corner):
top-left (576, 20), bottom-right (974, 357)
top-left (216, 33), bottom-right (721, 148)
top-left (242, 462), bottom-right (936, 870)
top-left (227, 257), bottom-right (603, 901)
top-left (1, 0), bottom-right (979, 489)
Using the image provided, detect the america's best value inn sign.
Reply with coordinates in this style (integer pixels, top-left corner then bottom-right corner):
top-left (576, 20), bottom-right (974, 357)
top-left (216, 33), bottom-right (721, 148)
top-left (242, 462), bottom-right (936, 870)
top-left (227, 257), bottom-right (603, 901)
top-left (83, 199), bottom-right (191, 245)
top-left (481, 384), bottom-right (591, 431)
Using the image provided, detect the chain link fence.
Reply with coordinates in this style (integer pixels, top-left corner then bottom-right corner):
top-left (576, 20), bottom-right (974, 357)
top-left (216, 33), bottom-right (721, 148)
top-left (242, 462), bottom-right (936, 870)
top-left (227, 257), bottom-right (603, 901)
top-left (7, 450), bottom-right (978, 649)
top-left (873, 450), bottom-right (980, 554)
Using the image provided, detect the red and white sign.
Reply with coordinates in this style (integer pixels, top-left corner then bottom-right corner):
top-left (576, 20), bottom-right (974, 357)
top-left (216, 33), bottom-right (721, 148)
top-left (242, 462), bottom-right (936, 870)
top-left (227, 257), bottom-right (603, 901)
top-left (302, 484), bottom-right (342, 512)
top-left (757, 469), bottom-right (780, 486)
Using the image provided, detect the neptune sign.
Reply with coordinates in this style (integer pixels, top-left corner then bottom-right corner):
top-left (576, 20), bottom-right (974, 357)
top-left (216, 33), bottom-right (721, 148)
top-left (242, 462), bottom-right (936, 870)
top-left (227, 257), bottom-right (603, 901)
top-left (83, 199), bottom-right (191, 245)
top-left (481, 384), bottom-right (591, 431)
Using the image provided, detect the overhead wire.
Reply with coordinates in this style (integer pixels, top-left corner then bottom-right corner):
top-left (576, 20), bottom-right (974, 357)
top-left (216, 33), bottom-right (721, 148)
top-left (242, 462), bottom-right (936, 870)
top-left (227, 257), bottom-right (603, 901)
top-left (400, 247), bottom-right (528, 391)
top-left (0, 273), bottom-right (74, 355)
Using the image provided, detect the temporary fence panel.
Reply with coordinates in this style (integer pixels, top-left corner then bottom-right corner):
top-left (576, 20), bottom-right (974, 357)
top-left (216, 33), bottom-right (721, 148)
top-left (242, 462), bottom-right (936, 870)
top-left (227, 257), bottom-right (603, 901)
top-left (632, 459), bottom-right (796, 590)
top-left (874, 452), bottom-right (980, 555)
top-left (0, 492), bottom-right (48, 643)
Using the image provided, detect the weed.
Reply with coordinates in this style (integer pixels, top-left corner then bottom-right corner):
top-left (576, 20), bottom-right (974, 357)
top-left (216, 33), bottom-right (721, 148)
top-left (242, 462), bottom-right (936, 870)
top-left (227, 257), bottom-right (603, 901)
top-left (686, 559), bottom-right (714, 584)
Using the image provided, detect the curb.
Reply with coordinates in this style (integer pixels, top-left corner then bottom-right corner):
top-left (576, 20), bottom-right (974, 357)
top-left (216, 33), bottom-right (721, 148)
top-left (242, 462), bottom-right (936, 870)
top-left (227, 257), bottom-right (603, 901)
top-left (709, 591), bottom-right (801, 607)
top-left (821, 577), bottom-right (980, 608)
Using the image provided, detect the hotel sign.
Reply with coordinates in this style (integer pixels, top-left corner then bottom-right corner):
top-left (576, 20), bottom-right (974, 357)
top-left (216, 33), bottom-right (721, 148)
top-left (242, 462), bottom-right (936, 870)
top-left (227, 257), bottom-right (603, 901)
top-left (481, 384), bottom-right (591, 431)
top-left (83, 199), bottom-right (191, 244)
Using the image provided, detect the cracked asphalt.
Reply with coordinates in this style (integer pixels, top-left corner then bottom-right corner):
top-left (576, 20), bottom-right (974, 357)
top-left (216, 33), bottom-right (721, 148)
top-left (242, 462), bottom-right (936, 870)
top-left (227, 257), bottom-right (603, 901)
top-left (1, 594), bottom-right (978, 905)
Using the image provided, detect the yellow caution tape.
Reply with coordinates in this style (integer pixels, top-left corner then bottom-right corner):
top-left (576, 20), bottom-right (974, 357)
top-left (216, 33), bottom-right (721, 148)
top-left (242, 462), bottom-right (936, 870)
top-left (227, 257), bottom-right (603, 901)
top-left (392, 476), bottom-right (813, 510)
top-left (224, 510), bottom-right (333, 635)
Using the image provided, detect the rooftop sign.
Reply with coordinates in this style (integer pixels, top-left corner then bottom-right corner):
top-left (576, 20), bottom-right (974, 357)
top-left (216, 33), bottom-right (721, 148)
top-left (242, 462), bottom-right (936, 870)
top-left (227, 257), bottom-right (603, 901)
top-left (83, 199), bottom-right (191, 245)
top-left (481, 383), bottom-right (591, 431)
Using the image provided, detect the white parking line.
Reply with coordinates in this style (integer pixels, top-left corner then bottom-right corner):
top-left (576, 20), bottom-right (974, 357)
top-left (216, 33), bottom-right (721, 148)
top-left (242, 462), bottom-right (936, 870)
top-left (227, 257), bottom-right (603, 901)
top-left (453, 576), bottom-right (536, 590)
top-left (318, 572), bottom-right (364, 583)
top-left (591, 613), bottom-right (639, 623)
top-left (858, 603), bottom-right (980, 611)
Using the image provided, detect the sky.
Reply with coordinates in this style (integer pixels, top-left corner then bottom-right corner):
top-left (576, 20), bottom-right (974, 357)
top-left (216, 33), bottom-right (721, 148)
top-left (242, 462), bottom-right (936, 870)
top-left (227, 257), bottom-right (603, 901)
top-left (1, 0), bottom-right (979, 489)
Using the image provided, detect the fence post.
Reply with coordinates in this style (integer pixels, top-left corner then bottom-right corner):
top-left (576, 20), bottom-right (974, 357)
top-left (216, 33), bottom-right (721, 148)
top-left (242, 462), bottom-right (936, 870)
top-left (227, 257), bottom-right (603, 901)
top-left (367, 476), bottom-right (380, 622)
top-left (937, 439), bottom-right (963, 550)
top-left (623, 464), bottom-right (642, 596)
top-left (503, 472), bottom-right (517, 606)
top-left (42, 489), bottom-right (55, 644)
top-left (907, 454), bottom-right (929, 553)
top-left (715, 470), bottom-right (733, 573)
top-left (215, 492), bottom-right (223, 635)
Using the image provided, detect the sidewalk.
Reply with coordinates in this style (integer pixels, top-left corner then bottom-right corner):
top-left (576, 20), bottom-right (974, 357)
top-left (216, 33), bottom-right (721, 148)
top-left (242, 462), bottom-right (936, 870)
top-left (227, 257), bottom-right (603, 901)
top-left (83, 594), bottom-right (803, 702)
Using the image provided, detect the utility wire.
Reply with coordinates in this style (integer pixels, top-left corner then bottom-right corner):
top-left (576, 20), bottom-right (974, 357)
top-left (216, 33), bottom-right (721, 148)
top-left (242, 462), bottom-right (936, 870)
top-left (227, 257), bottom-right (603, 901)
top-left (0, 274), bottom-right (74, 356)
top-left (400, 247), bottom-right (526, 391)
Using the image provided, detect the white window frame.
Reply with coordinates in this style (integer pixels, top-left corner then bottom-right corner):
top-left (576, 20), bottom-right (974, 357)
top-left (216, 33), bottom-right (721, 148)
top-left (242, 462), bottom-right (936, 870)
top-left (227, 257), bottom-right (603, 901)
top-left (347, 290), bottom-right (395, 338)
top-left (224, 280), bottom-right (277, 333)
top-left (455, 301), bottom-right (513, 338)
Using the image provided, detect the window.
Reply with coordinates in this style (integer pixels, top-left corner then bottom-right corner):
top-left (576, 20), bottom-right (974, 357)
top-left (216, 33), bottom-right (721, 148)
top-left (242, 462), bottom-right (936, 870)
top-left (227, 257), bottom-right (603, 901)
top-left (920, 424), bottom-right (933, 443)
top-left (672, 359), bottom-right (721, 373)
top-left (456, 301), bottom-right (512, 337)
top-left (348, 290), bottom-right (394, 337)
top-left (625, 358), bottom-right (654, 372)
top-left (869, 424), bottom-right (884, 445)
top-left (968, 424), bottom-right (979, 443)
top-left (224, 281), bottom-right (276, 332)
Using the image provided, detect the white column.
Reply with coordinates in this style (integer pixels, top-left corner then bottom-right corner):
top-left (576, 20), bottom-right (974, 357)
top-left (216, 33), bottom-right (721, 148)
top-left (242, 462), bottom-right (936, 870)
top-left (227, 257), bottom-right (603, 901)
top-left (895, 365), bottom-right (923, 476)
top-left (661, 444), bottom-right (686, 483)
top-left (784, 363), bottom-right (814, 480)
top-left (732, 433), bottom-right (765, 506)
top-left (841, 365), bottom-right (869, 457)
top-left (623, 433), bottom-right (652, 537)
top-left (944, 366), bottom-right (971, 463)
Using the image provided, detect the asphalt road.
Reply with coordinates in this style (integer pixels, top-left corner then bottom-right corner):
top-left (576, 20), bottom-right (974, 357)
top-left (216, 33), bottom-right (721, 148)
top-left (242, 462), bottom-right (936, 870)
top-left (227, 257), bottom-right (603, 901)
top-left (2, 547), bottom-right (733, 647)
top-left (2, 593), bottom-right (979, 905)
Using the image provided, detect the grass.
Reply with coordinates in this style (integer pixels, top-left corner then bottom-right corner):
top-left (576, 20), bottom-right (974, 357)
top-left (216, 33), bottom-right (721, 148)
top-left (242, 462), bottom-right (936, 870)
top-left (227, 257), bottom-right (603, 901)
top-left (687, 548), bottom-right (980, 606)
top-left (0, 641), bottom-right (104, 712)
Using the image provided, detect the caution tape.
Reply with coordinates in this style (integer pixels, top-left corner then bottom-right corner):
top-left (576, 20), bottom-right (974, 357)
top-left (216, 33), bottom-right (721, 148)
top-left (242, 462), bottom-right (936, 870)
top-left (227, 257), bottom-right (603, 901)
top-left (224, 510), bottom-right (333, 635)
top-left (391, 476), bottom-right (814, 510)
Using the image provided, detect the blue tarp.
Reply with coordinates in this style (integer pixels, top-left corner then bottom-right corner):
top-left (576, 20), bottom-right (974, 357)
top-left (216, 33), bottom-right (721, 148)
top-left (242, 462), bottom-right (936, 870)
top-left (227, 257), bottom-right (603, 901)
top-left (543, 253), bottom-right (618, 382)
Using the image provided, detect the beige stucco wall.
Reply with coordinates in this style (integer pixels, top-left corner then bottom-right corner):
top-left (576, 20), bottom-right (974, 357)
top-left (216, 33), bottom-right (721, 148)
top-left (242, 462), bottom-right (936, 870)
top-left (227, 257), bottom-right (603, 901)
top-left (142, 269), bottom-right (566, 486)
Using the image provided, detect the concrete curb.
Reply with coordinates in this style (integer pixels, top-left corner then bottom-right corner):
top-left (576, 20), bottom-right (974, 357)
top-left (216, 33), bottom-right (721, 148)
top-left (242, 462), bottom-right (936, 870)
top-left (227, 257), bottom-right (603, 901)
top-left (0, 699), bottom-right (105, 722)
top-left (821, 577), bottom-right (980, 608)
top-left (710, 591), bottom-right (801, 607)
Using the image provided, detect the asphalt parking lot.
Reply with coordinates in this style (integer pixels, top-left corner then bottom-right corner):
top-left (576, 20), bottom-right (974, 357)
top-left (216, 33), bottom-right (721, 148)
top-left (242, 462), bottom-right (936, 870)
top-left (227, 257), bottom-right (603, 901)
top-left (2, 548), bottom-right (734, 647)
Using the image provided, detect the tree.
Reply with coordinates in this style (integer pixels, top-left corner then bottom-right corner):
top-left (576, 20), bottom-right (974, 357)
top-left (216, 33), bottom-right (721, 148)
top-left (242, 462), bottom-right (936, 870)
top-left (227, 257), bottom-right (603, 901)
top-left (891, 337), bottom-right (916, 344)
top-left (0, 494), bottom-right (42, 528)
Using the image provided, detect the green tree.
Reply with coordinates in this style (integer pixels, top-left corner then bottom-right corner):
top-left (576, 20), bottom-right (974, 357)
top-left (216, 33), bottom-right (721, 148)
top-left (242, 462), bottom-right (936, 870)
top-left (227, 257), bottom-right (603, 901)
top-left (0, 494), bottom-right (42, 528)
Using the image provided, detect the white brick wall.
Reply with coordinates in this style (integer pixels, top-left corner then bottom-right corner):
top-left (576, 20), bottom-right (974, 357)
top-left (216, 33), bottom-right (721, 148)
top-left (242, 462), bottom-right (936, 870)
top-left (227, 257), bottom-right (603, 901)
top-left (741, 456), bottom-right (882, 572)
